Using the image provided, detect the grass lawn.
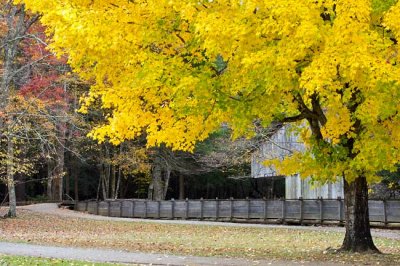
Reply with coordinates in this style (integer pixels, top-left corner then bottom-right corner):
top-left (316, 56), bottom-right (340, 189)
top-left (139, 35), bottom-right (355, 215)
top-left (0, 255), bottom-right (125, 265)
top-left (0, 210), bottom-right (399, 265)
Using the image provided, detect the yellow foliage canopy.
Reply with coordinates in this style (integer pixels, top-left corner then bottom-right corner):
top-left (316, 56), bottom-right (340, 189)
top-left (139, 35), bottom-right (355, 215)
top-left (17, 0), bottom-right (400, 183)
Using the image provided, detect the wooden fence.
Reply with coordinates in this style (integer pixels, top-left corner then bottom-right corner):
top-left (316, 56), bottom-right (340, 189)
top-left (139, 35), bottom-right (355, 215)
top-left (75, 198), bottom-right (400, 226)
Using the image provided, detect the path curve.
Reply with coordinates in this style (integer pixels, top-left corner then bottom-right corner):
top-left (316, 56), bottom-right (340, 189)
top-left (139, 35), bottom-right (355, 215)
top-left (0, 241), bottom-right (348, 266)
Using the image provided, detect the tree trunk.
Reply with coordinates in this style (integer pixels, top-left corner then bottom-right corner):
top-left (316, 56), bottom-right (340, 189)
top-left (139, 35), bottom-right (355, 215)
top-left (104, 146), bottom-right (111, 198)
top-left (65, 170), bottom-right (70, 198)
top-left (96, 164), bottom-right (101, 200)
top-left (53, 125), bottom-right (66, 202)
top-left (115, 145), bottom-right (123, 199)
top-left (6, 137), bottom-right (16, 217)
top-left (47, 160), bottom-right (54, 199)
top-left (115, 166), bottom-right (121, 199)
top-left (340, 176), bottom-right (379, 253)
top-left (52, 160), bottom-right (63, 202)
top-left (97, 164), bottom-right (107, 200)
top-left (163, 168), bottom-right (171, 200)
top-left (152, 162), bottom-right (164, 201)
top-left (148, 182), bottom-right (154, 200)
top-left (111, 165), bottom-right (116, 199)
top-left (15, 174), bottom-right (26, 202)
top-left (179, 175), bottom-right (185, 200)
top-left (73, 167), bottom-right (79, 201)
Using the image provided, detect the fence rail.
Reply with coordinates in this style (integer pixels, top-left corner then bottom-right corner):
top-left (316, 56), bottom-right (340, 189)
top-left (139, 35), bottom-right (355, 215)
top-left (75, 198), bottom-right (400, 226)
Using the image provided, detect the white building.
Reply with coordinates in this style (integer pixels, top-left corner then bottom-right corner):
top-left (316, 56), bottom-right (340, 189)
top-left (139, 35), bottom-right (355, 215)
top-left (251, 125), bottom-right (344, 199)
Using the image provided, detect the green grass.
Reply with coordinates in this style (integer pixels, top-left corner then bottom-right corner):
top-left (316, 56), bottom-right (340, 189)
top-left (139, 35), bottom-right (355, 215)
top-left (0, 255), bottom-right (124, 266)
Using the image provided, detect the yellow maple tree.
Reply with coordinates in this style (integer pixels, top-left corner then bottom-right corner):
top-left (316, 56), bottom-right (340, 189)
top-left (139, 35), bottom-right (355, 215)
top-left (17, 0), bottom-right (400, 252)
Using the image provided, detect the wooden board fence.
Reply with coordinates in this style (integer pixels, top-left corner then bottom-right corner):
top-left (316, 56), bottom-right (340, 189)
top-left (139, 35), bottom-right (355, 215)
top-left (75, 198), bottom-right (400, 226)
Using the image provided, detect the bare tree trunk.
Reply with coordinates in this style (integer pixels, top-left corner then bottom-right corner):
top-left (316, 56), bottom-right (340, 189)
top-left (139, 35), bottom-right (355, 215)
top-left (148, 182), bottom-right (154, 200)
top-left (115, 166), bottom-right (121, 199)
top-left (52, 151), bottom-right (64, 202)
top-left (340, 176), bottom-right (379, 252)
top-left (65, 170), bottom-right (70, 198)
top-left (179, 175), bottom-right (185, 200)
top-left (104, 146), bottom-right (111, 198)
top-left (97, 164), bottom-right (107, 200)
top-left (96, 164), bottom-right (101, 200)
top-left (47, 160), bottom-right (53, 199)
top-left (111, 165), bottom-right (116, 199)
top-left (53, 125), bottom-right (66, 202)
top-left (6, 136), bottom-right (16, 217)
top-left (163, 168), bottom-right (171, 200)
top-left (73, 167), bottom-right (79, 201)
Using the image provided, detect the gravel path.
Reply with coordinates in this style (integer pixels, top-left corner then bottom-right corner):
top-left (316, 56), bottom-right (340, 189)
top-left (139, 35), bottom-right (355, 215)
top-left (20, 203), bottom-right (400, 240)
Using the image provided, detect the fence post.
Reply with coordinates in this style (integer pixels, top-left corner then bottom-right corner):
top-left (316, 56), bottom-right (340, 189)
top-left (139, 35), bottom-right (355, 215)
top-left (230, 197), bottom-right (234, 222)
top-left (144, 200), bottom-right (148, 219)
top-left (383, 199), bottom-right (388, 226)
top-left (157, 200), bottom-right (161, 219)
top-left (337, 197), bottom-right (343, 225)
top-left (119, 201), bottom-right (123, 217)
top-left (185, 198), bottom-right (189, 219)
top-left (96, 201), bottom-right (99, 215)
top-left (319, 197), bottom-right (323, 224)
top-left (299, 197), bottom-right (303, 224)
top-left (200, 198), bottom-right (204, 220)
top-left (132, 200), bottom-right (136, 218)
top-left (108, 201), bottom-right (111, 217)
top-left (263, 197), bottom-right (267, 222)
top-left (85, 201), bottom-right (88, 212)
top-left (281, 198), bottom-right (286, 224)
top-left (171, 198), bottom-right (175, 219)
top-left (215, 197), bottom-right (219, 221)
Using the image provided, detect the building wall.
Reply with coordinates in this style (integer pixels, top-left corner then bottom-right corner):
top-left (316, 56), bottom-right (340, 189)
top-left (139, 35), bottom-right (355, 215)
top-left (285, 175), bottom-right (344, 199)
top-left (251, 125), bottom-right (303, 178)
top-left (251, 126), bottom-right (344, 199)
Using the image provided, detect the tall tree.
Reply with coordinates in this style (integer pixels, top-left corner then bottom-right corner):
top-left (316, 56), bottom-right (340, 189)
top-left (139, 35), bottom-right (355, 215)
top-left (20, 0), bottom-right (400, 252)
top-left (1, 1), bottom-right (76, 215)
top-left (0, 1), bottom-right (39, 216)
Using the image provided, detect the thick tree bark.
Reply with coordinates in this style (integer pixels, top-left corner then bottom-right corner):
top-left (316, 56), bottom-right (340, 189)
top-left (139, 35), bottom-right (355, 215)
top-left (152, 157), bottom-right (164, 201)
top-left (340, 176), bottom-right (379, 253)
